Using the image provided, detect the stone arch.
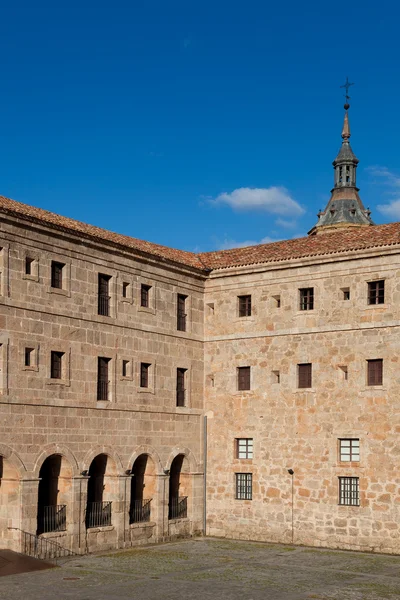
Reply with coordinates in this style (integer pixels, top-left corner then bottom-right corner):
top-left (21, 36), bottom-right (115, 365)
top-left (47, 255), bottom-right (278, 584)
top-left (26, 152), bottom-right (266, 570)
top-left (82, 446), bottom-right (123, 475)
top-left (165, 447), bottom-right (199, 473)
top-left (33, 444), bottom-right (79, 478)
top-left (0, 444), bottom-right (26, 479)
top-left (127, 446), bottom-right (163, 476)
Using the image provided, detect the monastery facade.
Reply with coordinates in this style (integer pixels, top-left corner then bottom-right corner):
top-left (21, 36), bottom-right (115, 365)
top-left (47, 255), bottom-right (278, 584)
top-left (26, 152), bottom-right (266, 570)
top-left (1, 105), bottom-right (400, 555)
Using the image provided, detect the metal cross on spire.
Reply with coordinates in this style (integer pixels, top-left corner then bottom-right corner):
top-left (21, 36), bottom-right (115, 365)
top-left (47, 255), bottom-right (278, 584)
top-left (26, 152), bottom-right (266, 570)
top-left (340, 77), bottom-right (354, 109)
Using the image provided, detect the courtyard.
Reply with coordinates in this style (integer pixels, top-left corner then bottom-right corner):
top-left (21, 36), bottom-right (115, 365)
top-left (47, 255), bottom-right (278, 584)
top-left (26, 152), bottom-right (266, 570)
top-left (1, 538), bottom-right (400, 600)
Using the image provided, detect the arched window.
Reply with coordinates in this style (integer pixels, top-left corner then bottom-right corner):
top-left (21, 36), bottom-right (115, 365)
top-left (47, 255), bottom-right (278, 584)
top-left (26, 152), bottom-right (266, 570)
top-left (168, 454), bottom-right (187, 520)
top-left (37, 455), bottom-right (67, 534)
top-left (85, 454), bottom-right (112, 528)
top-left (130, 454), bottom-right (155, 523)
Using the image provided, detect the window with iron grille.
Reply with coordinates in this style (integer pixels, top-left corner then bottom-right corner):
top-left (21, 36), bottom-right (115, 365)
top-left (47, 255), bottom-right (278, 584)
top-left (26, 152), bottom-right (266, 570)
top-left (140, 363), bottom-right (151, 388)
top-left (25, 257), bottom-right (34, 275)
top-left (97, 357), bottom-right (110, 400)
top-left (299, 288), bottom-right (314, 310)
top-left (298, 363), bottom-right (312, 388)
top-left (25, 347), bottom-right (34, 367)
top-left (339, 477), bottom-right (359, 506)
top-left (177, 294), bottom-right (187, 331)
top-left (368, 280), bottom-right (385, 305)
top-left (236, 438), bottom-right (253, 459)
top-left (98, 274), bottom-right (111, 316)
top-left (50, 351), bottom-right (64, 379)
top-left (51, 261), bottom-right (65, 289)
top-left (367, 359), bottom-right (383, 386)
top-left (235, 473), bottom-right (252, 500)
top-left (176, 368), bottom-right (187, 407)
top-left (141, 284), bottom-right (151, 307)
top-left (339, 439), bottom-right (360, 462)
top-left (237, 366), bottom-right (251, 391)
top-left (238, 295), bottom-right (252, 317)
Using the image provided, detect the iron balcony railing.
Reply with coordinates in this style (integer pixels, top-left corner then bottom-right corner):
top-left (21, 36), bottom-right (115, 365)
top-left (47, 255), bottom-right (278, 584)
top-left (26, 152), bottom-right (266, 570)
top-left (85, 500), bottom-right (112, 528)
top-left (38, 504), bottom-right (67, 534)
top-left (98, 294), bottom-right (111, 316)
top-left (129, 498), bottom-right (152, 524)
top-left (97, 379), bottom-right (109, 401)
top-left (168, 496), bottom-right (188, 520)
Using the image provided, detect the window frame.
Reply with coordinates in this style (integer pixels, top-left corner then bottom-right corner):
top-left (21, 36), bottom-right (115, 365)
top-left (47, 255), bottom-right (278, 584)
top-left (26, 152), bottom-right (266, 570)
top-left (236, 438), bottom-right (253, 459)
top-left (338, 477), bottom-right (360, 506)
top-left (299, 287), bottom-right (314, 311)
top-left (98, 273), bottom-right (111, 317)
top-left (238, 295), bottom-right (252, 318)
top-left (235, 473), bottom-right (253, 500)
top-left (97, 356), bottom-right (111, 401)
top-left (50, 350), bottom-right (64, 380)
top-left (339, 439), bottom-right (360, 463)
top-left (367, 359), bottom-right (383, 386)
top-left (237, 366), bottom-right (251, 391)
top-left (176, 367), bottom-right (187, 407)
top-left (177, 293), bottom-right (188, 332)
top-left (51, 261), bottom-right (65, 290)
top-left (140, 362), bottom-right (151, 388)
top-left (298, 363), bottom-right (312, 389)
top-left (367, 280), bottom-right (385, 305)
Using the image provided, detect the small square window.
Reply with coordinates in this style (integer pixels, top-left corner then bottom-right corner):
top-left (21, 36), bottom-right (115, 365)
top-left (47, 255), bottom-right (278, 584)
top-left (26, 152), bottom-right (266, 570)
top-left (237, 366), bottom-right (251, 391)
top-left (238, 295), bottom-right (252, 317)
top-left (298, 363), bottom-right (312, 388)
top-left (236, 439), bottom-right (253, 459)
top-left (141, 284), bottom-right (151, 308)
top-left (25, 347), bottom-right (34, 367)
top-left (339, 439), bottom-right (360, 462)
top-left (51, 261), bottom-right (65, 289)
top-left (339, 477), bottom-right (359, 506)
top-left (50, 351), bottom-right (64, 379)
top-left (367, 359), bottom-right (383, 386)
top-left (342, 288), bottom-right (350, 301)
top-left (235, 473), bottom-right (252, 500)
top-left (368, 280), bottom-right (385, 305)
top-left (299, 288), bottom-right (314, 310)
top-left (140, 363), bottom-right (151, 388)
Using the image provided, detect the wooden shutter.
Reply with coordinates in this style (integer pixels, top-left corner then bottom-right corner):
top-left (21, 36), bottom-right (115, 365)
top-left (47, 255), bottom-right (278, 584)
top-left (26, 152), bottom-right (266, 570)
top-left (298, 363), bottom-right (312, 388)
top-left (238, 367), bottom-right (251, 391)
top-left (367, 359), bottom-right (383, 386)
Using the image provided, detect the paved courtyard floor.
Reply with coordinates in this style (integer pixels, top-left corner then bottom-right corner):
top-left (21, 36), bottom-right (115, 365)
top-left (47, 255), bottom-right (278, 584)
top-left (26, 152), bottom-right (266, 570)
top-left (1, 538), bottom-right (400, 600)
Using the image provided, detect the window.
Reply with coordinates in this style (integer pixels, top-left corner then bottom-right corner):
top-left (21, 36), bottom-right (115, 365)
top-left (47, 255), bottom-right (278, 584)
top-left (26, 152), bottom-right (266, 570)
top-left (97, 357), bottom-right (110, 400)
top-left (299, 288), bottom-right (314, 310)
top-left (98, 274), bottom-right (111, 316)
top-left (342, 288), bottom-right (350, 301)
top-left (25, 257), bottom-right (34, 275)
top-left (368, 280), bottom-right (385, 305)
top-left (51, 261), bottom-right (65, 289)
top-left (177, 294), bottom-right (187, 331)
top-left (235, 473), bottom-right (252, 500)
top-left (236, 439), bottom-right (253, 459)
top-left (367, 359), bottom-right (383, 386)
top-left (339, 439), bottom-right (360, 462)
top-left (122, 360), bottom-right (130, 378)
top-left (238, 295), bottom-right (251, 317)
top-left (140, 284), bottom-right (151, 308)
top-left (298, 363), bottom-right (312, 388)
top-left (122, 282), bottom-right (129, 298)
top-left (273, 295), bottom-right (281, 308)
top-left (237, 366), bottom-right (251, 391)
top-left (140, 363), bottom-right (150, 388)
top-left (176, 368), bottom-right (187, 407)
top-left (339, 365), bottom-right (348, 381)
top-left (339, 477), bottom-right (359, 506)
top-left (50, 351), bottom-right (64, 379)
top-left (25, 347), bottom-right (34, 367)
top-left (272, 370), bottom-right (280, 384)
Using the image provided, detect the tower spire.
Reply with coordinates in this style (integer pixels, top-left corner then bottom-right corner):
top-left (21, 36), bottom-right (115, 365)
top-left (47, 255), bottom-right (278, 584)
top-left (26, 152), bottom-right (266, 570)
top-left (308, 79), bottom-right (374, 235)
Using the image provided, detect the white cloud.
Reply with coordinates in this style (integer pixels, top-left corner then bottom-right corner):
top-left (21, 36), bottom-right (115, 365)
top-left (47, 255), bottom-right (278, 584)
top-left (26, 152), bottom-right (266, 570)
top-left (275, 217), bottom-right (298, 229)
top-left (217, 236), bottom-right (280, 250)
top-left (367, 166), bottom-right (400, 219)
top-left (212, 187), bottom-right (304, 217)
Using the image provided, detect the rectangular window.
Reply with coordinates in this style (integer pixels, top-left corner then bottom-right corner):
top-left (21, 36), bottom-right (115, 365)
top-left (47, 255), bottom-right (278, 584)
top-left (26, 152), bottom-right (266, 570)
top-left (299, 288), bottom-right (314, 310)
top-left (235, 473), bottom-right (252, 500)
top-left (25, 257), bottom-right (34, 275)
top-left (368, 280), bottom-right (385, 305)
top-left (177, 294), bottom-right (187, 331)
top-left (238, 295), bottom-right (252, 317)
top-left (339, 477), bottom-right (359, 506)
top-left (97, 357), bottom-right (110, 400)
top-left (140, 284), bottom-right (151, 308)
top-left (122, 360), bottom-right (129, 378)
top-left (298, 363), bottom-right (312, 388)
top-left (51, 261), bottom-right (65, 289)
top-left (25, 347), bottom-right (34, 367)
top-left (122, 282), bottom-right (129, 298)
top-left (140, 363), bottom-right (151, 388)
top-left (176, 368), bottom-right (187, 407)
top-left (50, 351), bottom-right (64, 379)
top-left (236, 439), bottom-right (253, 459)
top-left (367, 359), bottom-right (383, 386)
top-left (339, 439), bottom-right (360, 462)
top-left (98, 274), bottom-right (111, 316)
top-left (237, 366), bottom-right (251, 391)
top-left (342, 288), bottom-right (350, 301)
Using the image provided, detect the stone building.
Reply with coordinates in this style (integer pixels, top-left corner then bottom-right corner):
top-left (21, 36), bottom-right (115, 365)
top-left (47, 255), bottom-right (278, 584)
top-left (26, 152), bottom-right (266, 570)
top-left (1, 104), bottom-right (400, 555)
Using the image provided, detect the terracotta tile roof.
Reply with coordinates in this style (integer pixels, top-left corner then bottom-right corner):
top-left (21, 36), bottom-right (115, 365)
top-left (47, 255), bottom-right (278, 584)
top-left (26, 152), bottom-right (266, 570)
top-left (1, 195), bottom-right (400, 273)
top-left (0, 195), bottom-right (207, 272)
top-left (197, 224), bottom-right (400, 270)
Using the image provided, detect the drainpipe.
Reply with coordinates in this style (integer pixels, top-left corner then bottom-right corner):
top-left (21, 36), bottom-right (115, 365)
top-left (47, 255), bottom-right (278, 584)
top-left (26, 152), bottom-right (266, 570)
top-left (203, 415), bottom-right (207, 536)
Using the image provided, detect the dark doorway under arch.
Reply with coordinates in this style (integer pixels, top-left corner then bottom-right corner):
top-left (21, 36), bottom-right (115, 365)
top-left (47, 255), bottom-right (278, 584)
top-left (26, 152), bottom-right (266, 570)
top-left (85, 454), bottom-right (112, 528)
top-left (37, 455), bottom-right (66, 534)
top-left (168, 454), bottom-right (187, 520)
top-left (129, 454), bottom-right (154, 523)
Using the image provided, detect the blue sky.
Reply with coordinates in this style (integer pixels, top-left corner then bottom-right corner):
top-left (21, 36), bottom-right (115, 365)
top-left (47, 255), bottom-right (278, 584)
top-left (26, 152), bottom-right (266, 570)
top-left (1, 1), bottom-right (400, 252)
